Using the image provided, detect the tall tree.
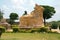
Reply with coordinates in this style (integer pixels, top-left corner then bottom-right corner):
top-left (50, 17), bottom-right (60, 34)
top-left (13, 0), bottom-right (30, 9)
top-left (0, 9), bottom-right (3, 21)
top-left (41, 5), bottom-right (56, 25)
top-left (9, 13), bottom-right (18, 24)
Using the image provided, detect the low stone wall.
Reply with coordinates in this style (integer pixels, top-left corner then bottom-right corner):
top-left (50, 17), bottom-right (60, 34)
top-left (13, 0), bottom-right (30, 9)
top-left (51, 29), bottom-right (60, 33)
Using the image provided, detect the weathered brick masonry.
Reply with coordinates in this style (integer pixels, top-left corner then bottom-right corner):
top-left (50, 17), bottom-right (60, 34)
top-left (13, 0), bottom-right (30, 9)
top-left (19, 4), bottom-right (44, 28)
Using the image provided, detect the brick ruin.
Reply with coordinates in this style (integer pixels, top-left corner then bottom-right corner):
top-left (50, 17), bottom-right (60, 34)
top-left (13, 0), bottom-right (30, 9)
top-left (0, 19), bottom-right (12, 32)
top-left (19, 4), bottom-right (44, 28)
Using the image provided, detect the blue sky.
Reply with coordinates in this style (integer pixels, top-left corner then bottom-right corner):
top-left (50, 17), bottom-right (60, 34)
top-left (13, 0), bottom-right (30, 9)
top-left (0, 0), bottom-right (60, 22)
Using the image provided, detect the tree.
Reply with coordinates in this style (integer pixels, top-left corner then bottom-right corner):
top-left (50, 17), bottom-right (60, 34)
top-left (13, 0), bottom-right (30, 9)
top-left (51, 21), bottom-right (58, 29)
top-left (23, 11), bottom-right (27, 15)
top-left (41, 5), bottom-right (56, 25)
top-left (0, 10), bottom-right (3, 21)
top-left (9, 13), bottom-right (18, 24)
top-left (51, 22), bottom-right (58, 29)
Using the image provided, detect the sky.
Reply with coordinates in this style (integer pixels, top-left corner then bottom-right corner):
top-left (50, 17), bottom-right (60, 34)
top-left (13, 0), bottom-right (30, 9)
top-left (0, 0), bottom-right (60, 22)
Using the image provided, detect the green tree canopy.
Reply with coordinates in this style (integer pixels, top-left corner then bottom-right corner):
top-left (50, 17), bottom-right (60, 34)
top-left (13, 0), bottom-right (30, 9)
top-left (9, 13), bottom-right (18, 25)
top-left (41, 5), bottom-right (56, 25)
top-left (9, 13), bottom-right (18, 20)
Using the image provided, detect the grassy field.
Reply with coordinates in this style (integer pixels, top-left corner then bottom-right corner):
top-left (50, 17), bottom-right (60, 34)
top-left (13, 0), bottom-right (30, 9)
top-left (0, 33), bottom-right (60, 40)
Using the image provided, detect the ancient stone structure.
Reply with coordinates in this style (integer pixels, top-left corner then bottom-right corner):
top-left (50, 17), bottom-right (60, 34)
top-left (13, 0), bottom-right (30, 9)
top-left (19, 4), bottom-right (44, 28)
top-left (0, 19), bottom-right (11, 30)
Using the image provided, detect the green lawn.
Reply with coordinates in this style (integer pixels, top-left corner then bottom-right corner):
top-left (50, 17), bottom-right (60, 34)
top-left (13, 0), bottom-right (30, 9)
top-left (0, 33), bottom-right (60, 40)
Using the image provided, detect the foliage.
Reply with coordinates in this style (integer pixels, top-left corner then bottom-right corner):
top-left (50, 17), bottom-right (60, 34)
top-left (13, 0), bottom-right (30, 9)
top-left (8, 19), bottom-right (14, 25)
top-left (13, 28), bottom-right (19, 32)
top-left (31, 28), bottom-right (40, 33)
top-left (19, 28), bottom-right (48, 33)
top-left (0, 26), bottom-right (5, 33)
top-left (0, 27), bottom-right (5, 33)
top-left (39, 27), bottom-right (48, 32)
top-left (49, 21), bottom-right (60, 29)
top-left (0, 10), bottom-right (3, 21)
top-left (9, 13), bottom-right (18, 24)
top-left (9, 13), bottom-right (18, 20)
top-left (13, 28), bottom-right (31, 33)
top-left (41, 5), bottom-right (56, 25)
top-left (12, 25), bottom-right (19, 32)
top-left (19, 28), bottom-right (32, 33)
top-left (51, 22), bottom-right (58, 29)
top-left (58, 21), bottom-right (60, 29)
top-left (31, 27), bottom-right (48, 33)
top-left (59, 25), bottom-right (60, 29)
top-left (12, 27), bottom-right (48, 33)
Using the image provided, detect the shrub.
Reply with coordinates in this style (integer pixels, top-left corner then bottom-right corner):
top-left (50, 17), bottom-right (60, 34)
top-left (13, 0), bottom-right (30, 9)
top-left (12, 27), bottom-right (48, 33)
top-left (0, 26), bottom-right (5, 33)
top-left (19, 29), bottom-right (26, 33)
top-left (12, 25), bottom-right (18, 27)
top-left (13, 28), bottom-right (32, 33)
top-left (39, 27), bottom-right (48, 32)
top-left (59, 25), bottom-right (60, 29)
top-left (12, 25), bottom-right (19, 32)
top-left (51, 22), bottom-right (58, 29)
top-left (19, 28), bottom-right (48, 33)
top-left (31, 28), bottom-right (40, 33)
top-left (0, 28), bottom-right (5, 33)
top-left (13, 28), bottom-right (19, 32)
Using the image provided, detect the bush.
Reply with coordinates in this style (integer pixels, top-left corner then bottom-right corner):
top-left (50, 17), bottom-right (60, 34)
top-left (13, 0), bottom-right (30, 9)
top-left (12, 25), bottom-right (19, 32)
top-left (51, 22), bottom-right (58, 29)
top-left (12, 25), bottom-right (19, 28)
top-left (13, 28), bottom-right (32, 33)
top-left (19, 29), bottom-right (26, 33)
top-left (19, 28), bottom-right (48, 33)
top-left (0, 28), bottom-right (5, 33)
top-left (59, 25), bottom-right (60, 29)
top-left (39, 27), bottom-right (48, 32)
top-left (30, 28), bottom-right (48, 33)
top-left (12, 27), bottom-right (48, 33)
top-left (31, 28), bottom-right (40, 33)
top-left (13, 28), bottom-right (19, 32)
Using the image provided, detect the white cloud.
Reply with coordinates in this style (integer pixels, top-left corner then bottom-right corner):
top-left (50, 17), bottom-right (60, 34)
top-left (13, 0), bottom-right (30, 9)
top-left (10, 0), bottom-right (26, 11)
top-left (29, 0), bottom-right (35, 6)
top-left (12, 5), bottom-right (25, 11)
top-left (11, 0), bottom-right (25, 6)
top-left (10, 0), bottom-right (36, 13)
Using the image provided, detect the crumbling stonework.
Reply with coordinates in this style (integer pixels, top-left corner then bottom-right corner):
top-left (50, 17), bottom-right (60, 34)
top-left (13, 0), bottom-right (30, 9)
top-left (19, 4), bottom-right (44, 28)
top-left (0, 19), bottom-right (11, 30)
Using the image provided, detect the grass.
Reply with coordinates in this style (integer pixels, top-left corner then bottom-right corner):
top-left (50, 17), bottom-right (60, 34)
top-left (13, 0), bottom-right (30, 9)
top-left (0, 33), bottom-right (60, 40)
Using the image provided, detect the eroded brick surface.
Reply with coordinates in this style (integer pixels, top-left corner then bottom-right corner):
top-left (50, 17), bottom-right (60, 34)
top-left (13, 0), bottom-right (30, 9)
top-left (19, 4), bottom-right (44, 28)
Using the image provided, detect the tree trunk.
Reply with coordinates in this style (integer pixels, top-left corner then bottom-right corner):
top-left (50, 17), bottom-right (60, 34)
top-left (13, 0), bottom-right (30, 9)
top-left (44, 18), bottom-right (46, 26)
